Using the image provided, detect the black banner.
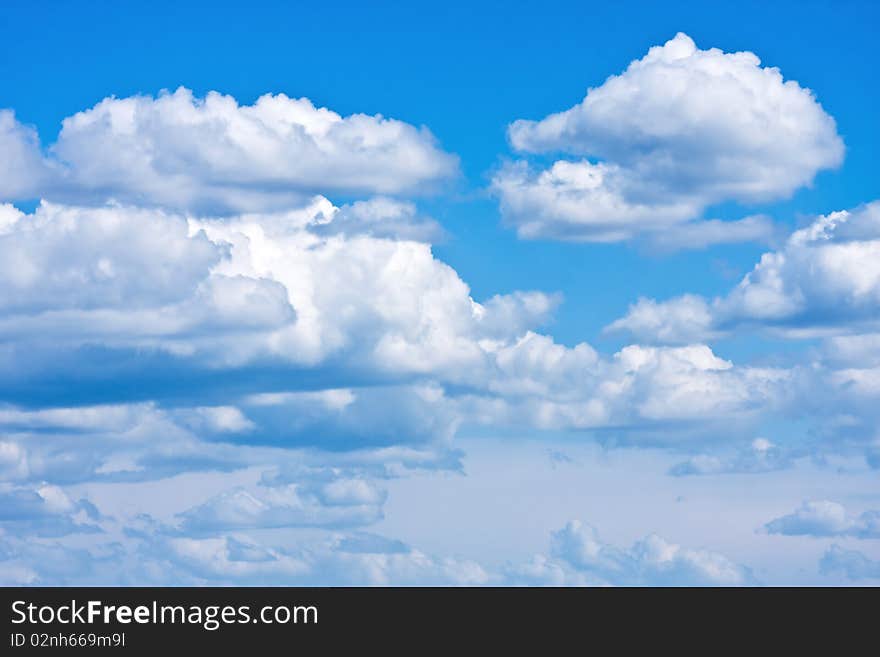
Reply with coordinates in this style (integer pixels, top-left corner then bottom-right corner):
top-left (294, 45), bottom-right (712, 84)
top-left (0, 587), bottom-right (874, 651)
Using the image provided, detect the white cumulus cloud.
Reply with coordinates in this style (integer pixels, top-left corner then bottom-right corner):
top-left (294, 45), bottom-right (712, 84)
top-left (608, 201), bottom-right (880, 343)
top-left (1, 88), bottom-right (459, 213)
top-left (495, 33), bottom-right (843, 245)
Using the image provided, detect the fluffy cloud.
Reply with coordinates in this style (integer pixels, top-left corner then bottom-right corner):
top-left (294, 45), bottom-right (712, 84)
top-left (493, 160), bottom-right (776, 247)
top-left (0, 103), bottom-right (792, 476)
top-left (608, 201), bottom-right (880, 343)
top-left (495, 33), bottom-right (842, 244)
top-left (465, 337), bottom-right (789, 440)
top-left (0, 534), bottom-right (129, 586)
top-left (0, 202), bottom-right (225, 312)
top-left (1, 88), bottom-right (458, 213)
top-left (763, 500), bottom-right (880, 538)
top-left (506, 520), bottom-right (755, 586)
top-left (823, 332), bottom-right (880, 370)
top-left (0, 402), bottom-right (262, 484)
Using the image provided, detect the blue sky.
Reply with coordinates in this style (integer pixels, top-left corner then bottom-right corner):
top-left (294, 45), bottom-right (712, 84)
top-left (0, 0), bottom-right (878, 585)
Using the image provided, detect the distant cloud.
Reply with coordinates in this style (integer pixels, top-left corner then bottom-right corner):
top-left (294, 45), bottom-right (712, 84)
top-left (461, 340), bottom-right (789, 443)
top-left (0, 88), bottom-right (459, 213)
top-left (309, 197), bottom-right (446, 243)
top-left (606, 294), bottom-right (718, 345)
top-left (506, 520), bottom-right (756, 586)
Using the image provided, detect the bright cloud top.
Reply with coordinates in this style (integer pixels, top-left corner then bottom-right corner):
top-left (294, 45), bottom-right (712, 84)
top-left (494, 33), bottom-right (843, 245)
